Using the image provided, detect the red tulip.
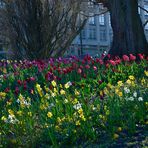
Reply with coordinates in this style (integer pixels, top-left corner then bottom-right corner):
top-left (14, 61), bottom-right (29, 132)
top-left (5, 88), bottom-right (10, 93)
top-left (109, 60), bottom-right (116, 66)
top-left (15, 87), bottom-right (19, 95)
top-left (138, 54), bottom-right (144, 60)
top-left (123, 55), bottom-right (129, 62)
top-left (77, 68), bottom-right (82, 74)
top-left (85, 65), bottom-right (90, 69)
top-left (129, 54), bottom-right (136, 61)
top-left (93, 66), bottom-right (97, 71)
top-left (17, 80), bottom-right (22, 85)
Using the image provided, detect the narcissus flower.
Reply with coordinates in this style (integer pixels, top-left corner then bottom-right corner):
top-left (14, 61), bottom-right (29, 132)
top-left (60, 89), bottom-right (66, 95)
top-left (144, 70), bottom-right (148, 77)
top-left (113, 133), bottom-right (119, 139)
top-left (47, 112), bottom-right (53, 118)
top-left (117, 81), bottom-right (123, 86)
top-left (129, 75), bottom-right (135, 81)
top-left (51, 80), bottom-right (57, 87)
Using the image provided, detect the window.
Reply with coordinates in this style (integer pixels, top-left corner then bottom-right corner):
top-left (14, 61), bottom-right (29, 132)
top-left (89, 27), bottom-right (96, 40)
top-left (99, 14), bottom-right (105, 25)
top-left (109, 15), bottom-right (111, 27)
top-left (100, 29), bottom-right (106, 41)
top-left (88, 13), bottom-right (95, 25)
top-left (145, 19), bottom-right (148, 29)
top-left (138, 7), bottom-right (141, 14)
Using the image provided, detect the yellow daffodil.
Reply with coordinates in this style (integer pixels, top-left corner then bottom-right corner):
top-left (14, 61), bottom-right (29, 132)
top-left (107, 83), bottom-right (113, 89)
top-left (78, 108), bottom-right (83, 114)
top-left (118, 91), bottom-right (123, 97)
top-left (144, 70), bottom-right (148, 77)
top-left (44, 86), bottom-right (50, 92)
top-left (8, 109), bottom-right (14, 116)
top-left (113, 133), bottom-right (119, 139)
top-left (115, 88), bottom-right (119, 94)
top-left (60, 89), bottom-right (66, 95)
top-left (141, 78), bottom-right (146, 85)
top-left (129, 75), bottom-right (135, 81)
top-left (126, 79), bottom-right (132, 85)
top-left (1, 116), bottom-right (7, 122)
top-left (47, 112), bottom-right (53, 118)
top-left (64, 81), bottom-right (72, 89)
top-left (72, 98), bottom-right (78, 104)
top-left (75, 120), bottom-right (81, 126)
top-left (100, 90), bottom-right (103, 96)
top-left (28, 112), bottom-right (32, 117)
top-left (51, 80), bottom-right (57, 87)
top-left (117, 127), bottom-right (122, 132)
top-left (36, 84), bottom-right (44, 97)
top-left (17, 111), bottom-right (22, 116)
top-left (105, 110), bottom-right (110, 116)
top-left (0, 92), bottom-right (6, 99)
top-left (117, 81), bottom-right (123, 86)
top-left (75, 89), bottom-right (80, 96)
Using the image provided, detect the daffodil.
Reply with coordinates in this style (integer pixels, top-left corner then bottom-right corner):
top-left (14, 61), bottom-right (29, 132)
top-left (75, 89), bottom-right (80, 96)
top-left (144, 70), bottom-right (148, 77)
top-left (117, 81), bottom-right (123, 86)
top-left (60, 89), bottom-right (66, 95)
top-left (1, 116), bottom-right (7, 122)
top-left (36, 84), bottom-right (44, 97)
top-left (0, 92), bottom-right (6, 99)
top-left (47, 112), bottom-right (53, 118)
top-left (75, 120), bottom-right (81, 126)
top-left (78, 108), bottom-right (83, 114)
top-left (64, 81), bottom-right (72, 89)
top-left (51, 80), bottom-right (57, 87)
top-left (126, 79), bottom-right (132, 85)
top-left (129, 75), bottom-right (135, 80)
top-left (117, 127), bottom-right (122, 132)
top-left (113, 133), bottom-right (119, 139)
top-left (72, 98), bottom-right (78, 104)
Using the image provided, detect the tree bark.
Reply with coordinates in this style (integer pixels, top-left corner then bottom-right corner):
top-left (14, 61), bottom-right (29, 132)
top-left (107, 0), bottom-right (148, 56)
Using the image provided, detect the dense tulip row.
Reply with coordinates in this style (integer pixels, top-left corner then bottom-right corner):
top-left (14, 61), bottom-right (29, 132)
top-left (0, 54), bottom-right (148, 146)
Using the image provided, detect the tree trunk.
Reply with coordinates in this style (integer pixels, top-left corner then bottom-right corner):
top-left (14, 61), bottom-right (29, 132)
top-left (107, 0), bottom-right (148, 56)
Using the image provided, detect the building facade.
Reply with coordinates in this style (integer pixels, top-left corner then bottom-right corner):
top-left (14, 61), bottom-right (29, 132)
top-left (67, 0), bottom-right (148, 57)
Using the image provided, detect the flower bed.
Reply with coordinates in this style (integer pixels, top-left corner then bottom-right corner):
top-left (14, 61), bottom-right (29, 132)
top-left (0, 54), bottom-right (148, 146)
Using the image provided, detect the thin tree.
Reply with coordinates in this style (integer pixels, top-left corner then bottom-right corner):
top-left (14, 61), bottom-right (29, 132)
top-left (0, 0), bottom-right (88, 59)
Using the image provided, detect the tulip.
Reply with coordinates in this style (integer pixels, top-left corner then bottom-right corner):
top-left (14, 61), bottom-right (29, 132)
top-left (77, 68), bottom-right (82, 74)
top-left (138, 53), bottom-right (144, 60)
top-left (123, 55), bottom-right (129, 62)
top-left (109, 60), bottom-right (116, 66)
top-left (93, 66), bottom-right (97, 71)
top-left (129, 54), bottom-right (136, 61)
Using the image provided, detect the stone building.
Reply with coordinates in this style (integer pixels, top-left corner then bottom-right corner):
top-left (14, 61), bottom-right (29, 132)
top-left (67, 0), bottom-right (148, 57)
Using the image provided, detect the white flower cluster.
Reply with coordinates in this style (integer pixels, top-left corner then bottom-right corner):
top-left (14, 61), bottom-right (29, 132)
top-left (124, 89), bottom-right (143, 102)
top-left (5, 115), bottom-right (19, 124)
top-left (17, 99), bottom-right (31, 107)
top-left (73, 102), bottom-right (82, 110)
top-left (124, 87), bottom-right (130, 93)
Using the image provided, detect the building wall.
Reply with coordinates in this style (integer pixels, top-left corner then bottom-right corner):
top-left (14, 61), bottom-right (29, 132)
top-left (67, 0), bottom-right (148, 57)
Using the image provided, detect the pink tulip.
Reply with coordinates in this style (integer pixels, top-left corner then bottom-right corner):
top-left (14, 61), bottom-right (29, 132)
top-left (129, 54), bottom-right (136, 61)
top-left (109, 60), bottom-right (116, 66)
top-left (93, 66), bottom-right (97, 71)
top-left (122, 55), bottom-right (129, 62)
top-left (77, 68), bottom-right (82, 74)
top-left (138, 54), bottom-right (144, 60)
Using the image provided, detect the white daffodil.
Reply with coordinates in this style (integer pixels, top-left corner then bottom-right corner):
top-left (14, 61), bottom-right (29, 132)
top-left (133, 92), bottom-right (137, 98)
top-left (138, 97), bottom-right (143, 101)
top-left (73, 102), bottom-right (82, 110)
top-left (124, 87), bottom-right (130, 93)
